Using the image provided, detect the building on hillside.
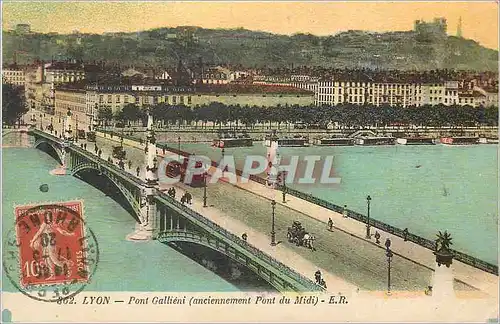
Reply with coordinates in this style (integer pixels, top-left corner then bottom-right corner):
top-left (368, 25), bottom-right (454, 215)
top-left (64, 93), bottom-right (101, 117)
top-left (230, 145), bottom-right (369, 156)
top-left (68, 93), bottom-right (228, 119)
top-left (474, 86), bottom-right (498, 107)
top-left (15, 24), bottom-right (31, 34)
top-left (253, 75), bottom-right (292, 86)
top-left (229, 71), bottom-right (250, 82)
top-left (2, 64), bottom-right (25, 87)
top-left (457, 90), bottom-right (487, 107)
top-left (193, 66), bottom-right (231, 85)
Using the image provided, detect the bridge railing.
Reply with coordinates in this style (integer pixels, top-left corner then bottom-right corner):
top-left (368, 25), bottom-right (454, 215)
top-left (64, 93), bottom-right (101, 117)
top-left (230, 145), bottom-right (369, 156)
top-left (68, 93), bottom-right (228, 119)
top-left (30, 129), bottom-right (64, 144)
top-left (69, 144), bottom-right (146, 187)
top-left (155, 192), bottom-right (324, 292)
top-left (97, 129), bottom-right (499, 276)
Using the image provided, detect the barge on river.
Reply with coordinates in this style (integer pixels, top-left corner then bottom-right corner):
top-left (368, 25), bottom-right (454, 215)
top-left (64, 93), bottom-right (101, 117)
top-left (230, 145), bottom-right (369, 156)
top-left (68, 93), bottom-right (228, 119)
top-left (354, 136), bottom-right (395, 146)
top-left (264, 133), bottom-right (309, 147)
top-left (396, 137), bottom-right (437, 145)
top-left (212, 131), bottom-right (253, 148)
top-left (440, 137), bottom-right (480, 145)
top-left (314, 136), bottom-right (354, 146)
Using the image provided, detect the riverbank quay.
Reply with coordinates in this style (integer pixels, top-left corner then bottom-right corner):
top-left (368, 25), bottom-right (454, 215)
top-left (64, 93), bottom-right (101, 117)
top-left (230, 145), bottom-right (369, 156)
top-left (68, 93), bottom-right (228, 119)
top-left (101, 124), bottom-right (499, 143)
top-left (96, 129), bottom-right (498, 274)
top-left (90, 133), bottom-right (489, 295)
top-left (24, 114), bottom-right (498, 296)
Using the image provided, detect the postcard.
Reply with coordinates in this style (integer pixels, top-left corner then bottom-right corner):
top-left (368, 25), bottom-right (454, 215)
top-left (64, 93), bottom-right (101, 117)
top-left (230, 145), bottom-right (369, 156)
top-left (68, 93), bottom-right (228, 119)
top-left (1, 1), bottom-right (498, 323)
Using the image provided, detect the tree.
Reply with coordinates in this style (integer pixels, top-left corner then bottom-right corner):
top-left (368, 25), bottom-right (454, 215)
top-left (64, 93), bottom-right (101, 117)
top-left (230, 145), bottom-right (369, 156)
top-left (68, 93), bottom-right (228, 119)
top-left (2, 84), bottom-right (27, 126)
top-left (121, 103), bottom-right (141, 125)
top-left (97, 106), bottom-right (113, 126)
top-left (435, 231), bottom-right (453, 252)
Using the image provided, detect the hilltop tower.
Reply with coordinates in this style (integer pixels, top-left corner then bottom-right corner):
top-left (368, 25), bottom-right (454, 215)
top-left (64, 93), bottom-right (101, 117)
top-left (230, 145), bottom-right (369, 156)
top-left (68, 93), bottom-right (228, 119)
top-left (456, 17), bottom-right (463, 38)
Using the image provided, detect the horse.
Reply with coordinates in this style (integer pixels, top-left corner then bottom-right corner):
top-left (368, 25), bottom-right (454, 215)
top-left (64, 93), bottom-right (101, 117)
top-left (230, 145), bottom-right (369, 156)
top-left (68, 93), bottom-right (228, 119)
top-left (303, 233), bottom-right (316, 251)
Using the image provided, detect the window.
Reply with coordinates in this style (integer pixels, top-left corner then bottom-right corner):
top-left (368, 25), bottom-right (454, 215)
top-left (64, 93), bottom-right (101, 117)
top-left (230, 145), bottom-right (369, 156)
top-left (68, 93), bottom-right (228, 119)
top-left (187, 96), bottom-right (192, 104)
top-left (116, 95), bottom-right (120, 103)
top-left (173, 96), bottom-right (177, 104)
top-left (107, 95), bottom-right (112, 103)
top-left (99, 95), bottom-right (104, 103)
top-left (124, 95), bottom-right (129, 103)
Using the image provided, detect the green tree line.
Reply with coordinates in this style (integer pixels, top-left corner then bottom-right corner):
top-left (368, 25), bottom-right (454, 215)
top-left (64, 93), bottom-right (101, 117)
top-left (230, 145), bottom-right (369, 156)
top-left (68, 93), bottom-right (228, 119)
top-left (2, 84), bottom-right (28, 126)
top-left (97, 102), bottom-right (498, 129)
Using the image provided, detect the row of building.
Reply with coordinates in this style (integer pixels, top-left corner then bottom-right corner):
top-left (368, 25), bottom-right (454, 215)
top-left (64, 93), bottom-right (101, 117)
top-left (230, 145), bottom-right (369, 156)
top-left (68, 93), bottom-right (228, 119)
top-left (2, 60), bottom-right (498, 131)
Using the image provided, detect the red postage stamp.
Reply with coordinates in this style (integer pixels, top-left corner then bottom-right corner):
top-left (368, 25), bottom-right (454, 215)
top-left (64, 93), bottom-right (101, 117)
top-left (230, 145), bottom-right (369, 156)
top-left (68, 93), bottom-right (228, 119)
top-left (14, 201), bottom-right (93, 288)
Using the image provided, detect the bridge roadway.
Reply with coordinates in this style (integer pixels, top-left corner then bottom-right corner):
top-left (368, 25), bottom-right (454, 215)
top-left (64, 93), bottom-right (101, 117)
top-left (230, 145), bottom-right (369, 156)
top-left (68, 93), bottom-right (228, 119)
top-left (93, 131), bottom-right (499, 296)
top-left (28, 126), bottom-right (326, 293)
top-left (28, 114), bottom-right (497, 297)
top-left (85, 132), bottom-right (475, 293)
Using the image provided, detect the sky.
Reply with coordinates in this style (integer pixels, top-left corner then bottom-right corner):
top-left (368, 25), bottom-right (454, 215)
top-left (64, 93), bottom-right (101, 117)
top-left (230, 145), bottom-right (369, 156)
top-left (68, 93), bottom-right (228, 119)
top-left (2, 1), bottom-right (499, 49)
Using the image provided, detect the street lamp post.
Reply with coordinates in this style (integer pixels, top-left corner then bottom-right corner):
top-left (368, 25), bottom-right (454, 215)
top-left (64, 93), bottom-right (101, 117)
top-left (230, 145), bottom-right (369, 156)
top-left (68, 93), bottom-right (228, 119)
top-left (385, 238), bottom-right (393, 295)
top-left (270, 199), bottom-right (277, 246)
top-left (282, 171), bottom-right (287, 203)
top-left (203, 172), bottom-right (208, 207)
top-left (177, 136), bottom-right (181, 160)
top-left (366, 195), bottom-right (372, 239)
top-left (75, 115), bottom-right (79, 143)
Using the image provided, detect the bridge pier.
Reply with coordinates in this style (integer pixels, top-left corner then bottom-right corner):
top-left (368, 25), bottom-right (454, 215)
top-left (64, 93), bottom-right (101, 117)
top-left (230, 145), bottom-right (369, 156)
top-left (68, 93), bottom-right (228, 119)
top-left (126, 112), bottom-right (160, 241)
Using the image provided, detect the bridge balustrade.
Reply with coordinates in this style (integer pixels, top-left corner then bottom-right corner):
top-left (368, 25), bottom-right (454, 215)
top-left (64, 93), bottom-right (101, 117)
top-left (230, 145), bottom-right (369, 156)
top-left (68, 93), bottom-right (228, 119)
top-left (88, 129), bottom-right (500, 276)
top-left (155, 192), bottom-right (324, 292)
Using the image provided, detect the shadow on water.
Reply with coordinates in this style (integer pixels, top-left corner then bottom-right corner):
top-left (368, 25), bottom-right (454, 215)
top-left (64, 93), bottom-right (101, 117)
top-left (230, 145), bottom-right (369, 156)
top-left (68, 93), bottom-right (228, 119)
top-left (75, 169), bottom-right (139, 223)
top-left (36, 142), bottom-right (62, 164)
top-left (166, 241), bottom-right (277, 293)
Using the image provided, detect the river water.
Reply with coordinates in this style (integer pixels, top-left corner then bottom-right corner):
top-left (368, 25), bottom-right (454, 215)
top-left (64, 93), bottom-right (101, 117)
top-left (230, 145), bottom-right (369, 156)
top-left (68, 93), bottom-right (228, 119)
top-left (1, 145), bottom-right (248, 292)
top-left (174, 142), bottom-right (499, 265)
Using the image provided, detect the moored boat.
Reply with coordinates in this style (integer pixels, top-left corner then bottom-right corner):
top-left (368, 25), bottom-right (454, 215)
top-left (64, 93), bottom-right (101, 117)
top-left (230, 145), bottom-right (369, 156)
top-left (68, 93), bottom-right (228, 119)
top-left (212, 131), bottom-right (253, 148)
top-left (315, 137), bottom-right (354, 146)
top-left (479, 137), bottom-right (499, 144)
top-left (355, 136), bottom-right (395, 146)
top-left (441, 137), bottom-right (480, 145)
top-left (396, 137), bottom-right (436, 145)
top-left (264, 132), bottom-right (309, 147)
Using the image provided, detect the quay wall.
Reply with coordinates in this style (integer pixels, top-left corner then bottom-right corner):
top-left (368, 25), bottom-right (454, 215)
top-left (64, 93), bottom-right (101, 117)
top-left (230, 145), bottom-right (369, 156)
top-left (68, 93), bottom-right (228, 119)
top-left (101, 126), bottom-right (499, 143)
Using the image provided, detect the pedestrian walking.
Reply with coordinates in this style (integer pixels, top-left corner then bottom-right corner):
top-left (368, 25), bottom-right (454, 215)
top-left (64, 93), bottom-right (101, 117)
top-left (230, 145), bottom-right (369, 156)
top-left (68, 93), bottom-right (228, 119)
top-left (136, 166), bottom-right (140, 177)
top-left (84, 143), bottom-right (87, 150)
top-left (162, 147), bottom-right (166, 155)
top-left (98, 149), bottom-right (102, 158)
top-left (242, 233), bottom-right (248, 241)
top-left (374, 231), bottom-right (381, 244)
top-left (327, 218), bottom-right (334, 231)
top-left (403, 228), bottom-right (409, 242)
top-left (314, 270), bottom-right (322, 284)
top-left (128, 160), bottom-right (132, 169)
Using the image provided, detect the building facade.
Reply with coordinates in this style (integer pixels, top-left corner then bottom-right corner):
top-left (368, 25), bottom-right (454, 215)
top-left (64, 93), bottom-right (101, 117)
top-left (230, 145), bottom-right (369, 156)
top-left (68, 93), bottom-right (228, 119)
top-left (54, 86), bottom-right (88, 131)
top-left (314, 79), bottom-right (496, 108)
top-left (2, 65), bottom-right (25, 87)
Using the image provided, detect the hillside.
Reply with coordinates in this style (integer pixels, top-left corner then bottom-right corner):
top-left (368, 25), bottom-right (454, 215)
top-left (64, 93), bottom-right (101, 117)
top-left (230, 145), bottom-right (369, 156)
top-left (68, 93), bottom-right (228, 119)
top-left (2, 26), bottom-right (498, 71)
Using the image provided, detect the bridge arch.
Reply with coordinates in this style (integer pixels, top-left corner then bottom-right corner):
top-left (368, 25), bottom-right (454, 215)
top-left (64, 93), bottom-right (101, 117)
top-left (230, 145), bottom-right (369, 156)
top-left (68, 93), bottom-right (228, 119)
top-left (159, 230), bottom-right (300, 293)
top-left (33, 138), bottom-right (64, 165)
top-left (72, 163), bottom-right (143, 223)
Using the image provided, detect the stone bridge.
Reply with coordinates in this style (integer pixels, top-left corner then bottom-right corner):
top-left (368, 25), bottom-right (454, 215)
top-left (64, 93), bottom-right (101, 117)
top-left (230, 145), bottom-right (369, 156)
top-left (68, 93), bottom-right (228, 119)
top-left (29, 127), bottom-right (323, 293)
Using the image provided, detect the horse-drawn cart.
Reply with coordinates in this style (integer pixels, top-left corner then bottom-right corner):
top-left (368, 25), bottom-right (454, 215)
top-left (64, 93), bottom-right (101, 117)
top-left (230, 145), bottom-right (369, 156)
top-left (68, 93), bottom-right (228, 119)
top-left (287, 221), bottom-right (316, 251)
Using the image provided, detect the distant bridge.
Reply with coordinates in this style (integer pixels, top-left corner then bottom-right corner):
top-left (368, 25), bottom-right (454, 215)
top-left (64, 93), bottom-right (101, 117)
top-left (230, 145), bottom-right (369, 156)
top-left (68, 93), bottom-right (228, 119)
top-left (29, 128), bottom-right (323, 293)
